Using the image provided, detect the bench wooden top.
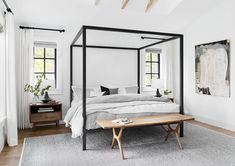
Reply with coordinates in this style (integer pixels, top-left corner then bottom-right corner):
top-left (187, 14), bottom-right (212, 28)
top-left (96, 114), bottom-right (194, 129)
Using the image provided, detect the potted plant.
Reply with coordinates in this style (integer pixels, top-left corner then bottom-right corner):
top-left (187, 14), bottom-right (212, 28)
top-left (164, 89), bottom-right (172, 97)
top-left (24, 74), bottom-right (51, 103)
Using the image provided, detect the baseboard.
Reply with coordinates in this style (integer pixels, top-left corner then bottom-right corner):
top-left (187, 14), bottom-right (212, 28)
top-left (191, 114), bottom-right (235, 132)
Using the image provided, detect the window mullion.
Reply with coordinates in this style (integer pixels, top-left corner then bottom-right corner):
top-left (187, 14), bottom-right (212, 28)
top-left (33, 45), bottom-right (57, 88)
top-left (44, 48), bottom-right (46, 78)
top-left (158, 53), bottom-right (160, 79)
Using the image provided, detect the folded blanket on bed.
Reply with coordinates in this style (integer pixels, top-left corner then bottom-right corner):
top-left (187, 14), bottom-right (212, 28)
top-left (86, 94), bottom-right (170, 104)
top-left (64, 94), bottom-right (172, 138)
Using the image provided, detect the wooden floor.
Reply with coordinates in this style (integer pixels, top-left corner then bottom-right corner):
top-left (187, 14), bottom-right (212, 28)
top-left (0, 121), bottom-right (235, 166)
top-left (0, 125), bottom-right (70, 166)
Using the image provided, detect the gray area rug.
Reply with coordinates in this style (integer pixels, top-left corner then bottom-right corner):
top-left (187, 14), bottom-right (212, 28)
top-left (19, 123), bottom-right (235, 166)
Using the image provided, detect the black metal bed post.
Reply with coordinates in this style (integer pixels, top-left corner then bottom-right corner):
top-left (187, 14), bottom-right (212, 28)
top-left (179, 35), bottom-right (184, 137)
top-left (70, 45), bottom-right (73, 104)
top-left (137, 49), bottom-right (140, 94)
top-left (2, 0), bottom-right (13, 13)
top-left (82, 27), bottom-right (87, 150)
top-left (73, 44), bottom-right (138, 50)
top-left (69, 25), bottom-right (185, 148)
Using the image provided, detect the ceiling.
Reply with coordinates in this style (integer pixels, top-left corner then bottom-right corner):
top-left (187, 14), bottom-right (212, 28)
top-left (2, 0), bottom-right (223, 41)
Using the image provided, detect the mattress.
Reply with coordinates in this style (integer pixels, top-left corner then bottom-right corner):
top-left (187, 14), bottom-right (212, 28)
top-left (64, 94), bottom-right (180, 137)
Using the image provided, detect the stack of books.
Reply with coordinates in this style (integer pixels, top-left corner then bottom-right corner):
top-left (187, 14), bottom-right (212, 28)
top-left (38, 107), bottom-right (54, 113)
top-left (112, 118), bottom-right (133, 125)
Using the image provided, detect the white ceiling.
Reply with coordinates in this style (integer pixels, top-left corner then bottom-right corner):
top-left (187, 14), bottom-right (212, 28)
top-left (2, 0), bottom-right (224, 41)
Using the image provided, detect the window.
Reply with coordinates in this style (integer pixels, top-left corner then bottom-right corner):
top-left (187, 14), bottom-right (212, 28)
top-left (145, 51), bottom-right (160, 86)
top-left (34, 42), bottom-right (57, 88)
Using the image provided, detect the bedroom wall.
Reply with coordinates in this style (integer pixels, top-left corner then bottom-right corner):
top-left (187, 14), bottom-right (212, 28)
top-left (184, 0), bottom-right (235, 131)
top-left (72, 48), bottom-right (138, 88)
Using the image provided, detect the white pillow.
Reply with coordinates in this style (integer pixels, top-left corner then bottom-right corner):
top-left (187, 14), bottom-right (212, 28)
top-left (71, 86), bottom-right (93, 100)
top-left (125, 86), bottom-right (139, 94)
top-left (93, 86), bottom-right (101, 93)
top-left (118, 87), bottom-right (127, 94)
top-left (90, 91), bottom-right (105, 97)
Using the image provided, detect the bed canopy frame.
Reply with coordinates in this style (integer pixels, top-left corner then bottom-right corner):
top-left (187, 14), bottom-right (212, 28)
top-left (70, 25), bottom-right (184, 150)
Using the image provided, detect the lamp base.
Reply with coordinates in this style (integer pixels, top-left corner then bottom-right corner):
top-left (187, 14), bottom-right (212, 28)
top-left (155, 89), bottom-right (162, 97)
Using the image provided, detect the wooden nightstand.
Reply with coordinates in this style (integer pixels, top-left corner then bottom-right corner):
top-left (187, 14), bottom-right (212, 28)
top-left (29, 102), bottom-right (62, 127)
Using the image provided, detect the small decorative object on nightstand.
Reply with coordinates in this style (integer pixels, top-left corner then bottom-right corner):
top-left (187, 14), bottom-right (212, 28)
top-left (41, 91), bottom-right (52, 103)
top-left (164, 89), bottom-right (172, 96)
top-left (152, 79), bottom-right (164, 97)
top-left (24, 74), bottom-right (51, 104)
top-left (29, 101), bottom-right (62, 127)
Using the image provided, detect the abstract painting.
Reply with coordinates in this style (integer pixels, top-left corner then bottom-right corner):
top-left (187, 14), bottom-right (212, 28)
top-left (195, 40), bottom-right (230, 97)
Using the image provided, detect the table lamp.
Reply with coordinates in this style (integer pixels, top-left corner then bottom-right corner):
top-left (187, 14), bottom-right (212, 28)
top-left (152, 79), bottom-right (164, 97)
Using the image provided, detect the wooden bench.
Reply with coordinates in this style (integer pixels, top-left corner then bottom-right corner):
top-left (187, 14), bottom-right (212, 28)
top-left (96, 114), bottom-right (194, 160)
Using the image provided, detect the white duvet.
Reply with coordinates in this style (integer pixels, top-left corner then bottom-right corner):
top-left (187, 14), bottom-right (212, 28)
top-left (64, 94), bottom-right (179, 138)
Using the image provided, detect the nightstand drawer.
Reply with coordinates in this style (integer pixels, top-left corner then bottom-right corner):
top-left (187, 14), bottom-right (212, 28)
top-left (30, 112), bottom-right (61, 123)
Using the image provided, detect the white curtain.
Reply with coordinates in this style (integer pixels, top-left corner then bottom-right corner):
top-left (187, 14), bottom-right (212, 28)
top-left (5, 12), bottom-right (18, 146)
top-left (162, 43), bottom-right (173, 96)
top-left (17, 29), bottom-right (34, 129)
top-left (0, 11), bottom-right (6, 152)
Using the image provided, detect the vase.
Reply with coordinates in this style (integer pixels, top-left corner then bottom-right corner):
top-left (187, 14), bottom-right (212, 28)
top-left (32, 95), bottom-right (39, 104)
top-left (42, 92), bottom-right (51, 103)
top-left (44, 91), bottom-right (50, 100)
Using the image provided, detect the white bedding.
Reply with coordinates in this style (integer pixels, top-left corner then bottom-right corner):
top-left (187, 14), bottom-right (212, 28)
top-left (64, 94), bottom-right (179, 138)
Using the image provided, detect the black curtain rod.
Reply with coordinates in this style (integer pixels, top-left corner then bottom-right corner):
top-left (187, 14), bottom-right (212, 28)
top-left (141, 36), bottom-right (167, 40)
top-left (139, 36), bottom-right (179, 50)
top-left (2, 0), bottom-right (13, 13)
top-left (19, 26), bottom-right (65, 33)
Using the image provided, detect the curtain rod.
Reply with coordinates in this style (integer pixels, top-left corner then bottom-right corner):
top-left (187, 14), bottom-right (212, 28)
top-left (2, 0), bottom-right (13, 13)
top-left (141, 36), bottom-right (167, 41)
top-left (19, 26), bottom-right (65, 33)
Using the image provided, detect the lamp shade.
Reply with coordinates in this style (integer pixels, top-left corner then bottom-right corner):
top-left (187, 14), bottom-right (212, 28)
top-left (151, 79), bottom-right (164, 89)
top-left (41, 79), bottom-right (55, 89)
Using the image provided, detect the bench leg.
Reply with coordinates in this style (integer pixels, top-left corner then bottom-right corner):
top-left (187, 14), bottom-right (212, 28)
top-left (164, 122), bottom-right (182, 149)
top-left (112, 128), bottom-right (125, 160)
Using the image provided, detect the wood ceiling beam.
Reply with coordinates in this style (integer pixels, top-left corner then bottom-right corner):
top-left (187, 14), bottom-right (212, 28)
top-left (145, 0), bottom-right (157, 12)
top-left (95, 0), bottom-right (101, 6)
top-left (121, 0), bottom-right (129, 9)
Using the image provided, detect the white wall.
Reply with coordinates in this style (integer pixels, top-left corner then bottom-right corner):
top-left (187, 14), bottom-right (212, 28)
top-left (73, 48), bottom-right (138, 88)
top-left (184, 0), bottom-right (235, 131)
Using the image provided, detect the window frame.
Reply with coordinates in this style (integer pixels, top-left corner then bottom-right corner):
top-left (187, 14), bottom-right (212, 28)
top-left (145, 52), bottom-right (161, 87)
top-left (33, 46), bottom-right (57, 88)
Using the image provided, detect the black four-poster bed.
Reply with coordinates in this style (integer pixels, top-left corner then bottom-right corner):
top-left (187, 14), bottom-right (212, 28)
top-left (70, 25), bottom-right (184, 150)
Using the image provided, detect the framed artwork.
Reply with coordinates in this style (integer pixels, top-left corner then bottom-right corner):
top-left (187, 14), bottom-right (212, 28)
top-left (195, 40), bottom-right (230, 97)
